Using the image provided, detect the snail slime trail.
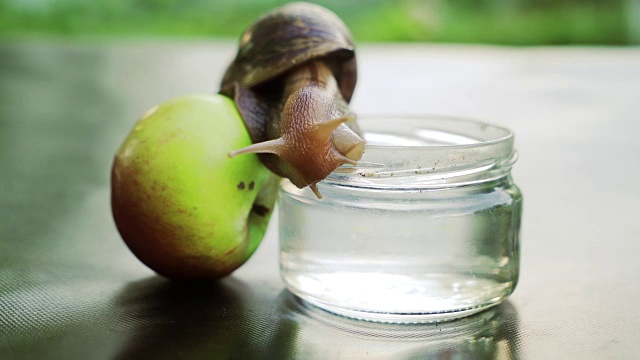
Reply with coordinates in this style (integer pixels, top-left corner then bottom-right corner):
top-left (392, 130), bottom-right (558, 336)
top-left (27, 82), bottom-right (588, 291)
top-left (221, 2), bottom-right (364, 198)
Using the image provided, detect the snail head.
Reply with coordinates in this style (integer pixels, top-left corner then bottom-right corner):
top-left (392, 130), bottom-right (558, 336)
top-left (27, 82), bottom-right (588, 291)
top-left (228, 85), bottom-right (364, 198)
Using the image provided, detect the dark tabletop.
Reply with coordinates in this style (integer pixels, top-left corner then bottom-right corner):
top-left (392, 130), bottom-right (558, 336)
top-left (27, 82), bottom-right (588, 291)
top-left (1, 41), bottom-right (639, 359)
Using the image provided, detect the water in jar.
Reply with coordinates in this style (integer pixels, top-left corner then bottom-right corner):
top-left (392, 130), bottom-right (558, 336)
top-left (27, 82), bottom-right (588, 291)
top-left (279, 179), bottom-right (522, 322)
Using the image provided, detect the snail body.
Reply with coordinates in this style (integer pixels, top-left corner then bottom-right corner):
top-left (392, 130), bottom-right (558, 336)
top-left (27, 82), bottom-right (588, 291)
top-left (221, 2), bottom-right (364, 198)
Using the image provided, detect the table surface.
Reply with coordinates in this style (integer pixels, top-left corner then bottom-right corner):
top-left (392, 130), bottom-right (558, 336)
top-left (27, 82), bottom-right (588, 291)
top-left (1, 40), bottom-right (639, 359)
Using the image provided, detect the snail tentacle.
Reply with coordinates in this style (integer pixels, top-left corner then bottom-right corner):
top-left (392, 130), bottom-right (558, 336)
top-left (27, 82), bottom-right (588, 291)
top-left (309, 183), bottom-right (322, 199)
top-left (228, 137), bottom-right (287, 158)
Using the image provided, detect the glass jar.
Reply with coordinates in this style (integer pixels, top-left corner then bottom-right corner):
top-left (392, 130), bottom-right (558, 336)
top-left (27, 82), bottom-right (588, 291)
top-left (278, 116), bottom-right (522, 323)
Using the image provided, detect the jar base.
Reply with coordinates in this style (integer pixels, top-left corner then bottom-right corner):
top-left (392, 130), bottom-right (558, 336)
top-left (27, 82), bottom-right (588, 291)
top-left (294, 293), bottom-right (505, 323)
top-left (281, 268), bottom-right (514, 323)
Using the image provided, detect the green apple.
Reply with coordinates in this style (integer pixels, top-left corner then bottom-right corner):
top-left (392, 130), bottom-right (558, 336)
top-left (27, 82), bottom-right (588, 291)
top-left (111, 94), bottom-right (279, 279)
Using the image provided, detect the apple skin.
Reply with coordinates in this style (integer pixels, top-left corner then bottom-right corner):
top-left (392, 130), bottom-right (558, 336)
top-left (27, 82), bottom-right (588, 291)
top-left (111, 94), bottom-right (279, 280)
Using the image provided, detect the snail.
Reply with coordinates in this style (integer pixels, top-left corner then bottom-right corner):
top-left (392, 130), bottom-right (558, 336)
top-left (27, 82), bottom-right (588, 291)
top-left (221, 2), bottom-right (364, 198)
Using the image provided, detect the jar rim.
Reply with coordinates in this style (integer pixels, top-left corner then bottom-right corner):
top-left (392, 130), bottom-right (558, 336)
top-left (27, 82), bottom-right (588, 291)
top-left (358, 114), bottom-right (513, 150)
top-left (321, 115), bottom-right (517, 190)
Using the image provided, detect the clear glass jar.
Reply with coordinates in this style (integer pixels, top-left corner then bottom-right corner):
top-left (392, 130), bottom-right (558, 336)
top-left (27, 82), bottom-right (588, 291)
top-left (278, 116), bottom-right (522, 323)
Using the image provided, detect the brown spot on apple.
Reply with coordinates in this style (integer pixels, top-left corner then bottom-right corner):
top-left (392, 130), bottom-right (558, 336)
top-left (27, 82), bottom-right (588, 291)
top-left (252, 204), bottom-right (270, 217)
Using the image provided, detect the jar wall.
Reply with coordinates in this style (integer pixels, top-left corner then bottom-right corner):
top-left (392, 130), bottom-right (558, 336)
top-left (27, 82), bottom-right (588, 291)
top-left (279, 177), bottom-right (522, 322)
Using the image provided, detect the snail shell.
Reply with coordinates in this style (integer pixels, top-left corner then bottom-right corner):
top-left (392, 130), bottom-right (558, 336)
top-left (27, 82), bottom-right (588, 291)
top-left (220, 2), bottom-right (364, 198)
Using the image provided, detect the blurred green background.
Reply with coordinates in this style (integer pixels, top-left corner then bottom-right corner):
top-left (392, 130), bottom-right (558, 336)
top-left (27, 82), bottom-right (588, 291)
top-left (0, 0), bottom-right (638, 45)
